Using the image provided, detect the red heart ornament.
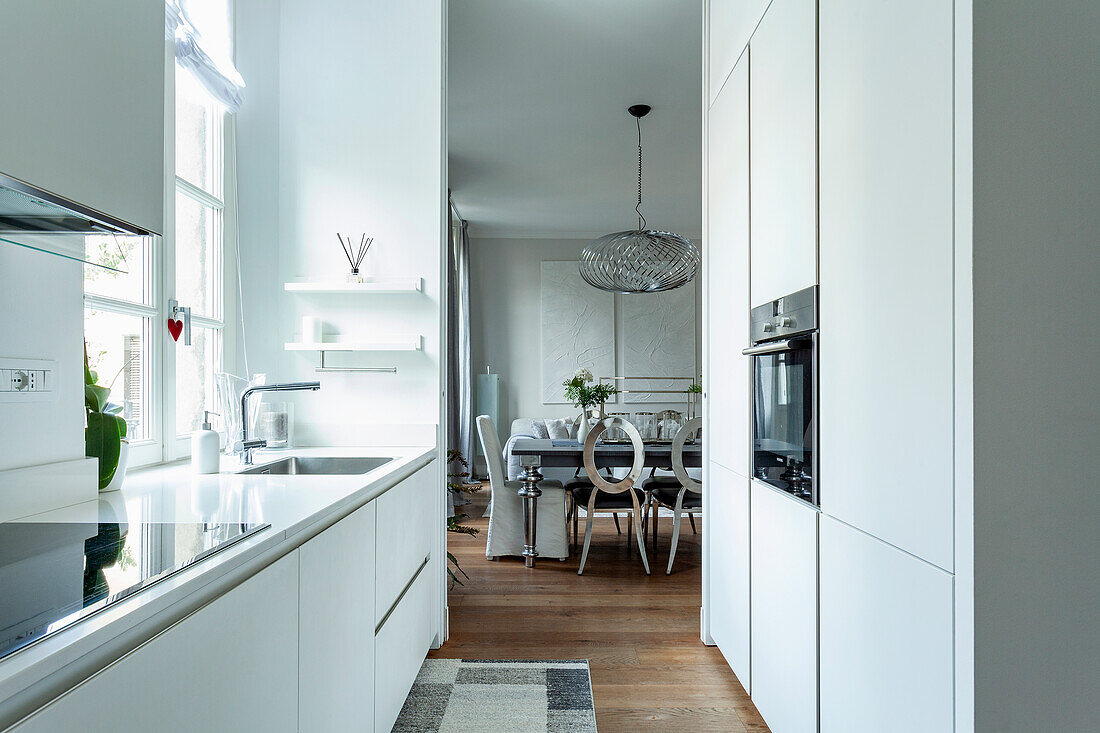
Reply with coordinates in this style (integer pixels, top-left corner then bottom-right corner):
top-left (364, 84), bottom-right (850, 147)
top-left (167, 318), bottom-right (183, 342)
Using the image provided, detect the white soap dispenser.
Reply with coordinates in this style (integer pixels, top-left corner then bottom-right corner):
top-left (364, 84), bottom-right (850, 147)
top-left (192, 411), bottom-right (221, 474)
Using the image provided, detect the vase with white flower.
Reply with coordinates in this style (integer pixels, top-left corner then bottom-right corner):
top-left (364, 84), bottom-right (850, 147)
top-left (562, 369), bottom-right (618, 443)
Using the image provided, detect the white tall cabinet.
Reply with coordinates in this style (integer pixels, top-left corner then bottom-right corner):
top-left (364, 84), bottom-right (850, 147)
top-left (705, 0), bottom-right (959, 730)
top-left (818, 0), bottom-right (955, 572)
top-left (706, 53), bottom-right (751, 480)
top-left (748, 0), bottom-right (817, 306)
top-left (704, 46), bottom-right (751, 691)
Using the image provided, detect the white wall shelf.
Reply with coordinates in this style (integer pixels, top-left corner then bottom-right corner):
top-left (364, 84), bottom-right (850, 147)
top-left (285, 338), bottom-right (422, 352)
top-left (283, 279), bottom-right (422, 294)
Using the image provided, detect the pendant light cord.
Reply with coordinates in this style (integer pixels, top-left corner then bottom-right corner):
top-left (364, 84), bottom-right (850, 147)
top-left (635, 115), bottom-right (647, 231)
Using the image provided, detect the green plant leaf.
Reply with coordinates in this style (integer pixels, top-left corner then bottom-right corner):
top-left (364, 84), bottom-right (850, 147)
top-left (86, 412), bottom-right (124, 489)
top-left (85, 384), bottom-right (110, 414)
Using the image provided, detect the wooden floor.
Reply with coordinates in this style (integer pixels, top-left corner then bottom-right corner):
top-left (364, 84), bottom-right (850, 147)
top-left (430, 489), bottom-right (768, 732)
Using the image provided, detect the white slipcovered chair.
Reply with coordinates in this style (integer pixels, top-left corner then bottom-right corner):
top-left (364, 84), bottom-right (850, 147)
top-left (476, 415), bottom-right (569, 560)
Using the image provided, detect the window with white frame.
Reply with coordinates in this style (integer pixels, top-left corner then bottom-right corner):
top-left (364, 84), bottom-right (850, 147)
top-left (172, 67), bottom-right (226, 443)
top-left (84, 0), bottom-right (237, 466)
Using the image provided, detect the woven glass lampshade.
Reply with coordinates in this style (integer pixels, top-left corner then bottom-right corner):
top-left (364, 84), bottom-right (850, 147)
top-left (579, 104), bottom-right (698, 294)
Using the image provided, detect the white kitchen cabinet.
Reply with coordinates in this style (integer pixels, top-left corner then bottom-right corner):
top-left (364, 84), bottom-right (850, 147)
top-left (10, 553), bottom-right (299, 733)
top-left (706, 52), bottom-right (752, 478)
top-left (299, 502), bottom-right (377, 732)
top-left (748, 0), bottom-right (817, 307)
top-left (0, 0), bottom-right (164, 233)
top-left (706, 463), bottom-right (751, 691)
top-left (818, 0), bottom-right (954, 570)
top-left (750, 482), bottom-right (817, 733)
top-left (375, 462), bottom-right (437, 623)
top-left (819, 516), bottom-right (953, 733)
top-left (707, 0), bottom-right (769, 107)
top-left (374, 461), bottom-right (438, 732)
top-left (375, 559), bottom-right (434, 733)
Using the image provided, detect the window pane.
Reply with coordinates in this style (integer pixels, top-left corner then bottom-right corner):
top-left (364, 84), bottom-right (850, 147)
top-left (175, 191), bottom-right (220, 318)
top-left (176, 326), bottom-right (221, 436)
top-left (84, 310), bottom-right (151, 442)
top-left (83, 235), bottom-right (150, 304)
top-left (175, 67), bottom-right (217, 195)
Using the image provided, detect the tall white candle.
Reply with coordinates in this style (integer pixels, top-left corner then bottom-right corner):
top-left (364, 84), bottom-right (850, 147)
top-left (302, 316), bottom-right (323, 344)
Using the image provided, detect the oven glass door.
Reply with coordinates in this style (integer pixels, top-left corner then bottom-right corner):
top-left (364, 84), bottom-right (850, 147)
top-left (751, 339), bottom-right (815, 501)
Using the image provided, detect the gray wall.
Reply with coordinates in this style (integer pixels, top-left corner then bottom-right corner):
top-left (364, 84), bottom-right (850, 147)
top-left (972, 1), bottom-right (1100, 730)
top-left (469, 236), bottom-right (701, 436)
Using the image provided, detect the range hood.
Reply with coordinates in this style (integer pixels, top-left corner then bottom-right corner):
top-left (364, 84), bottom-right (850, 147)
top-left (0, 171), bottom-right (152, 236)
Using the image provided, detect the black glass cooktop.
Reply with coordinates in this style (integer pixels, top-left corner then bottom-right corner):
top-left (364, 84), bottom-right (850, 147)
top-left (0, 520), bottom-right (268, 662)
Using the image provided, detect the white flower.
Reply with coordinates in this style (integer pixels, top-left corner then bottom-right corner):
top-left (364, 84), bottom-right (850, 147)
top-left (574, 368), bottom-right (593, 383)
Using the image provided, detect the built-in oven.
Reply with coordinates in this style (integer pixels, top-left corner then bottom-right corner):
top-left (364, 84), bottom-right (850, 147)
top-left (743, 285), bottom-right (818, 505)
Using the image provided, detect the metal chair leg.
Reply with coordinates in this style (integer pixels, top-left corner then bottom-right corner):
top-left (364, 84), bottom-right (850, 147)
top-left (613, 513), bottom-right (622, 534)
top-left (573, 500), bottom-right (579, 548)
top-left (652, 498), bottom-right (659, 555)
top-left (577, 508), bottom-right (596, 575)
top-left (667, 508), bottom-right (683, 575)
top-left (689, 513), bottom-right (697, 534)
top-left (630, 492), bottom-right (650, 575)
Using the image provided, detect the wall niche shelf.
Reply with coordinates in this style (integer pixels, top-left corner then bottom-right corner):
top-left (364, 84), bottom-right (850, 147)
top-left (283, 278), bottom-right (422, 294)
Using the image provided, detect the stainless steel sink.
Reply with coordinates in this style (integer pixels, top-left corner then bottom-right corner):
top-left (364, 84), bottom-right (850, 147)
top-left (239, 456), bottom-right (393, 476)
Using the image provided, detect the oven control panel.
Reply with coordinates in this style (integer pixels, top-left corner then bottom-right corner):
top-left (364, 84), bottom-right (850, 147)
top-left (749, 285), bottom-right (818, 343)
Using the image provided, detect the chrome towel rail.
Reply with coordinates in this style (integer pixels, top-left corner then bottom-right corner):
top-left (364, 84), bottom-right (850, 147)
top-left (316, 351), bottom-right (397, 373)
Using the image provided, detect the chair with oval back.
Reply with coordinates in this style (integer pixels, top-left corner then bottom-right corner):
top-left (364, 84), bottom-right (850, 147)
top-left (571, 417), bottom-right (650, 575)
top-left (642, 417), bottom-right (702, 574)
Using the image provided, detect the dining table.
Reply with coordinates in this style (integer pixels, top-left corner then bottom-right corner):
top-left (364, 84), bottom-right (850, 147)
top-left (509, 438), bottom-right (703, 567)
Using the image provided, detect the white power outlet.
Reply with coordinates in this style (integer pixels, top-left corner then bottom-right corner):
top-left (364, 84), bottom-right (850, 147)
top-left (0, 358), bottom-right (58, 402)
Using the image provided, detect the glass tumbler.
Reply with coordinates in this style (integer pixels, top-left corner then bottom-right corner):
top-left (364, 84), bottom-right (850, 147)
top-left (633, 412), bottom-right (656, 441)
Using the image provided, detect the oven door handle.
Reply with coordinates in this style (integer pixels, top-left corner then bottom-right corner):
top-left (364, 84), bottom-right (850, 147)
top-left (741, 338), bottom-right (812, 356)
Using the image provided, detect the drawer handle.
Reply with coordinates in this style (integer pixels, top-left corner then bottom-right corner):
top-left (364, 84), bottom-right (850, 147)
top-left (375, 554), bottom-right (430, 635)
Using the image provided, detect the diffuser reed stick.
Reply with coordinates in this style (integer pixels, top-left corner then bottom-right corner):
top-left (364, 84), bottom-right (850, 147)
top-left (337, 233), bottom-right (374, 282)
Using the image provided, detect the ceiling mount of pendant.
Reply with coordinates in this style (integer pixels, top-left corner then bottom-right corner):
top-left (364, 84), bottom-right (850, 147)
top-left (578, 104), bottom-right (699, 294)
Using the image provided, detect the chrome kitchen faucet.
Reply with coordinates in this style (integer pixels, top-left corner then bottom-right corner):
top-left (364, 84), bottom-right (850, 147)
top-left (237, 381), bottom-right (321, 465)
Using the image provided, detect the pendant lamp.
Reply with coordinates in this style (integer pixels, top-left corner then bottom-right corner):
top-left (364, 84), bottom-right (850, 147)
top-left (579, 104), bottom-right (699, 293)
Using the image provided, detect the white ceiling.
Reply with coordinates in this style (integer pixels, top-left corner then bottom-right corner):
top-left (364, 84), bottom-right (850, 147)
top-left (447, 0), bottom-right (702, 240)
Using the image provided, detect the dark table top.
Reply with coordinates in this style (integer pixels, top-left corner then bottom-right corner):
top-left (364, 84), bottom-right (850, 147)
top-left (511, 438), bottom-right (703, 468)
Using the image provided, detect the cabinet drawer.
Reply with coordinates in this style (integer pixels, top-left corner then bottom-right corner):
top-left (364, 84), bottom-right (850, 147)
top-left (299, 502), bottom-right (376, 732)
top-left (375, 463), bottom-right (437, 623)
top-left (750, 482), bottom-right (818, 733)
top-left (374, 561), bottom-right (433, 733)
top-left (9, 554), bottom-right (299, 733)
top-left (819, 516), bottom-right (953, 733)
top-left (707, 462), bottom-right (750, 691)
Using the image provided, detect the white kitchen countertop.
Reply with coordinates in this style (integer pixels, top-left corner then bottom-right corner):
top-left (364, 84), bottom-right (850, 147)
top-left (0, 444), bottom-right (437, 725)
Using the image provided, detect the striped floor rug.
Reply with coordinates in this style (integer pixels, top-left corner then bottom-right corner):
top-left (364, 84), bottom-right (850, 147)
top-left (394, 659), bottom-right (597, 732)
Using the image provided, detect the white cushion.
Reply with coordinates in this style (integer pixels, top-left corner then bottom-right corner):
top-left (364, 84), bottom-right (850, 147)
top-left (546, 418), bottom-right (571, 440)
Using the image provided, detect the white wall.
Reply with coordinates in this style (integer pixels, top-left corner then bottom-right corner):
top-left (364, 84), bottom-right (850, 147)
top-left (971, 1), bottom-right (1100, 730)
top-left (469, 237), bottom-right (701, 434)
top-left (0, 0), bottom-right (165, 234)
top-left (0, 246), bottom-right (85, 473)
top-left (235, 0), bottom-right (445, 445)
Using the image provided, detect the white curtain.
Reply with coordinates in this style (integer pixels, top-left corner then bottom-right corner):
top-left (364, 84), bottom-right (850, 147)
top-left (165, 0), bottom-right (246, 112)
